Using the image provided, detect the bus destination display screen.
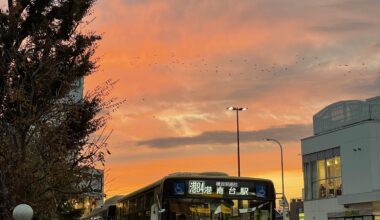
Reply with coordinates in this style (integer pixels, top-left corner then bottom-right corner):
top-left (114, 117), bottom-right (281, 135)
top-left (168, 179), bottom-right (268, 199)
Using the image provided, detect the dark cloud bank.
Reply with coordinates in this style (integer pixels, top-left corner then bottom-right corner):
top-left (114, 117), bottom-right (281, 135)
top-left (137, 124), bottom-right (312, 149)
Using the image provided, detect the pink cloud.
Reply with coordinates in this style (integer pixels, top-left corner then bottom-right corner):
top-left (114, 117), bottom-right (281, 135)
top-left (84, 0), bottom-right (380, 201)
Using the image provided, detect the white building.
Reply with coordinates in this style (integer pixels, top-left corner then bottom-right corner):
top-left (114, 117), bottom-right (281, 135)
top-left (301, 96), bottom-right (380, 220)
top-left (75, 168), bottom-right (105, 216)
top-left (66, 77), bottom-right (84, 102)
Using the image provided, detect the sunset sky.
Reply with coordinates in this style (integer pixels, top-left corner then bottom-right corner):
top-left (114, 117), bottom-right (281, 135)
top-left (83, 0), bottom-right (380, 200)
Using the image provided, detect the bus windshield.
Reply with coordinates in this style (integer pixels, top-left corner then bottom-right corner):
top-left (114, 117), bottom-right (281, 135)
top-left (115, 174), bottom-right (276, 220)
top-left (167, 197), bottom-right (273, 220)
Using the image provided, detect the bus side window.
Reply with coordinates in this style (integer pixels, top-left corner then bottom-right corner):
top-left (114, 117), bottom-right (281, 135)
top-left (107, 205), bottom-right (116, 220)
top-left (137, 196), bottom-right (145, 219)
top-left (129, 199), bottom-right (137, 220)
top-left (145, 192), bottom-right (155, 210)
top-left (123, 201), bottom-right (129, 220)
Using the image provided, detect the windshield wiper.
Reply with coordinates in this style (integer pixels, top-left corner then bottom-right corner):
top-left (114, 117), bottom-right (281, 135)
top-left (238, 202), bottom-right (269, 213)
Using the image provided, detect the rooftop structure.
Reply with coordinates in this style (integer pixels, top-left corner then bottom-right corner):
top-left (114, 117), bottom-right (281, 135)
top-left (313, 96), bottom-right (380, 135)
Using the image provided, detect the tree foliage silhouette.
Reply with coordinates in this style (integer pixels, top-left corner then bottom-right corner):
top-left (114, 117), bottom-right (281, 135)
top-left (0, 0), bottom-right (118, 218)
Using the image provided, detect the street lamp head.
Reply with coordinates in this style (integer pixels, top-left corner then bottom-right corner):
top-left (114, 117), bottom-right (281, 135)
top-left (226, 107), bottom-right (248, 111)
top-left (265, 138), bottom-right (278, 142)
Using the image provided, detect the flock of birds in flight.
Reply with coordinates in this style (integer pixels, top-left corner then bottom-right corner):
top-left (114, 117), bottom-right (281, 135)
top-left (123, 53), bottom-right (379, 77)
top-left (114, 52), bottom-right (380, 103)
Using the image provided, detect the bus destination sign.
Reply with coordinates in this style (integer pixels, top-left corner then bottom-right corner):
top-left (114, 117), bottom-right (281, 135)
top-left (179, 180), bottom-right (267, 198)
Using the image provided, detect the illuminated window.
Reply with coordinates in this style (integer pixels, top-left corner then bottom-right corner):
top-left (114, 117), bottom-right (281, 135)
top-left (303, 147), bottom-right (342, 200)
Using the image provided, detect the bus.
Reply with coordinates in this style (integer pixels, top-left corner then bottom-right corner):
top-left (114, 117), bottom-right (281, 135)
top-left (81, 195), bottom-right (123, 220)
top-left (115, 172), bottom-right (276, 220)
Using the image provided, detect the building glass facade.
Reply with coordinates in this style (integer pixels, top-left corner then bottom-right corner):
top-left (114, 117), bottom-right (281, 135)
top-left (303, 147), bottom-right (342, 200)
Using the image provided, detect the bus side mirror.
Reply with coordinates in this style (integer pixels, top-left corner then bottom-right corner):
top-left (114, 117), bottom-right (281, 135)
top-left (151, 204), bottom-right (165, 220)
top-left (151, 204), bottom-right (159, 220)
top-left (153, 194), bottom-right (166, 213)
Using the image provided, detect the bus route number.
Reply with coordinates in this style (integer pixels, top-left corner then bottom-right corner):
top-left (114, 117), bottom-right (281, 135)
top-left (188, 181), bottom-right (207, 194)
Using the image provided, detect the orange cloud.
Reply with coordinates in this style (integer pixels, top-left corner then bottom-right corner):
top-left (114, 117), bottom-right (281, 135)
top-left (105, 146), bottom-right (303, 199)
top-left (84, 0), bottom-right (380, 203)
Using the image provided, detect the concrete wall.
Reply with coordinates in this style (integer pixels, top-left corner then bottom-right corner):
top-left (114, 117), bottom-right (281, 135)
top-left (368, 124), bottom-right (380, 190)
top-left (304, 198), bottom-right (345, 220)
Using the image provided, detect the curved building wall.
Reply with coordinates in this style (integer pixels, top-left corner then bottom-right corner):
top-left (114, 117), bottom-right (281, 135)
top-left (313, 97), bottom-right (380, 135)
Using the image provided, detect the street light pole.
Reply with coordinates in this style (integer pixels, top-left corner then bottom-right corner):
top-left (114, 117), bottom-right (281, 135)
top-left (227, 106), bottom-right (247, 177)
top-left (236, 109), bottom-right (240, 177)
top-left (265, 138), bottom-right (286, 214)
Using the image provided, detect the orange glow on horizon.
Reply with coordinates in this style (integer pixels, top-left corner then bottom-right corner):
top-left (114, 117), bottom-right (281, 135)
top-left (85, 0), bottom-right (380, 203)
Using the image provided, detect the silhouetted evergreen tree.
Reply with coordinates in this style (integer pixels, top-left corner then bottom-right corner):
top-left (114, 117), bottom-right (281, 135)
top-left (0, 0), bottom-right (117, 218)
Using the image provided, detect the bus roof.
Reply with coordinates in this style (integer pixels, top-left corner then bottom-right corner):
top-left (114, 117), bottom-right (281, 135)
top-left (117, 172), bottom-right (274, 202)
